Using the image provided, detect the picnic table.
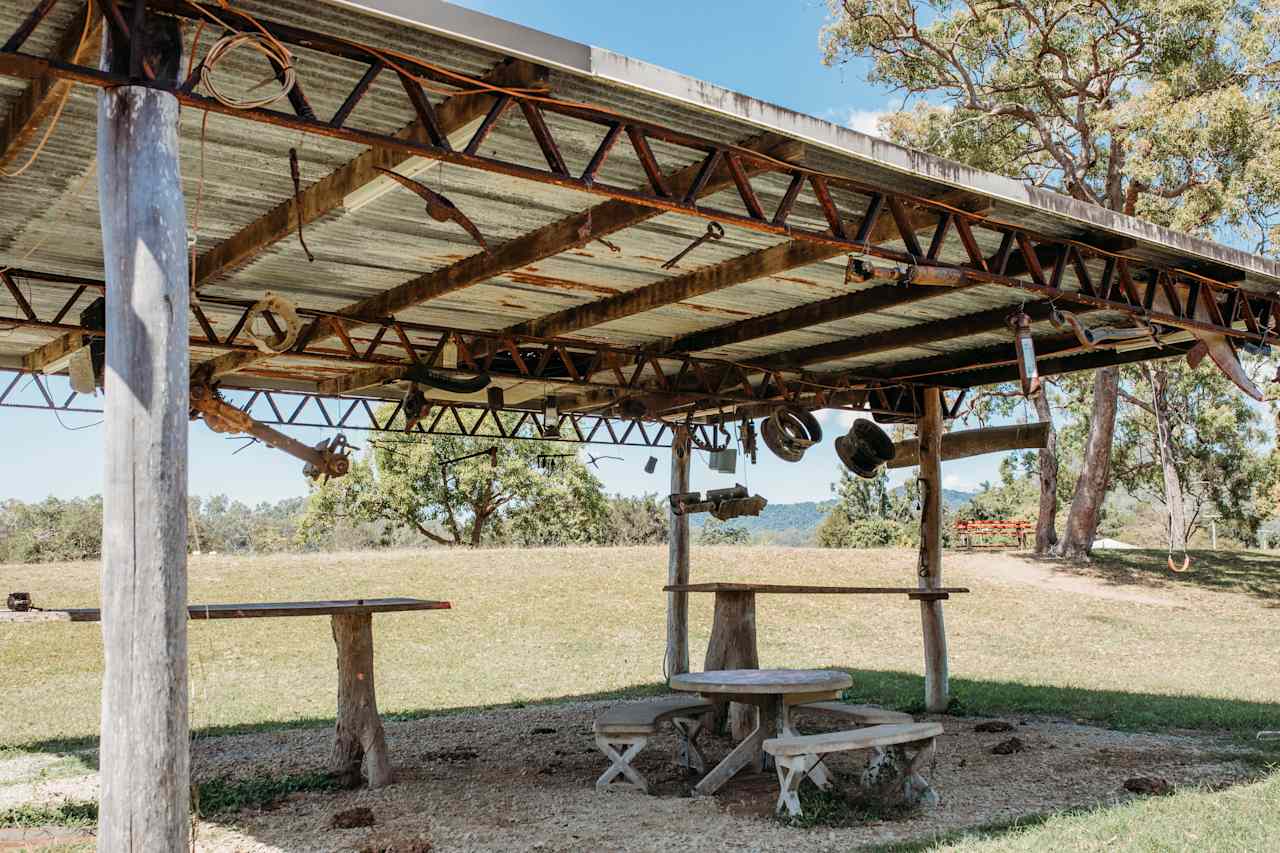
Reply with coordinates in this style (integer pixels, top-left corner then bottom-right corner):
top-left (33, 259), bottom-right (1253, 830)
top-left (0, 597), bottom-right (449, 788)
top-left (664, 582), bottom-right (968, 736)
top-left (670, 668), bottom-right (852, 795)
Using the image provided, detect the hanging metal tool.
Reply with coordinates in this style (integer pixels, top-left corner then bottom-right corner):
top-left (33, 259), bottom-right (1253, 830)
top-left (289, 148), bottom-right (315, 262)
top-left (669, 484), bottom-right (767, 521)
top-left (403, 384), bottom-right (428, 432)
top-left (661, 221), bottom-right (724, 270)
top-left (760, 404), bottom-right (822, 462)
top-left (835, 418), bottom-right (895, 479)
top-left (1050, 308), bottom-right (1155, 350)
top-left (740, 417), bottom-right (758, 465)
top-left (1008, 311), bottom-right (1042, 398)
top-left (374, 166), bottom-right (491, 254)
top-left (190, 383), bottom-right (351, 481)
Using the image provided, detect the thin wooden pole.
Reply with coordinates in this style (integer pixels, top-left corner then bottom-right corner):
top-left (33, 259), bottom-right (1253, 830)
top-left (97, 18), bottom-right (190, 852)
top-left (665, 427), bottom-right (691, 678)
top-left (917, 387), bottom-right (949, 713)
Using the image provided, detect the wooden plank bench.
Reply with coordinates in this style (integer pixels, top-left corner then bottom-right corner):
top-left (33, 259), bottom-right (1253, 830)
top-left (0, 597), bottom-right (449, 788)
top-left (954, 519), bottom-right (1033, 550)
top-left (593, 695), bottom-right (714, 793)
top-left (763, 721), bottom-right (943, 817)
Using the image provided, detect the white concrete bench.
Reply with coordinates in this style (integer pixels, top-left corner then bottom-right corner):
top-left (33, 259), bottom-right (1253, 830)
top-left (763, 722), bottom-right (943, 817)
top-left (593, 696), bottom-right (715, 793)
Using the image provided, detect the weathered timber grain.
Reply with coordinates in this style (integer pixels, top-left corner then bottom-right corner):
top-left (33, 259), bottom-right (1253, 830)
top-left (96, 17), bottom-right (190, 850)
top-left (916, 388), bottom-right (949, 713)
top-left (330, 613), bottom-right (393, 788)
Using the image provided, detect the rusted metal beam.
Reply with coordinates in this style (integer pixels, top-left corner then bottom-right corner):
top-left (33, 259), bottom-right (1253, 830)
top-left (192, 57), bottom-right (545, 288)
top-left (509, 190), bottom-right (988, 344)
top-left (200, 132), bottom-right (801, 380)
top-left (0, 367), bottom-right (718, 448)
top-left (0, 2), bottom-right (102, 173)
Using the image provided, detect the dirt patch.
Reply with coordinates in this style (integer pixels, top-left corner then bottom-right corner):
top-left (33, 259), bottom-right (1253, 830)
top-left (958, 552), bottom-right (1187, 606)
top-left (4, 700), bottom-right (1259, 852)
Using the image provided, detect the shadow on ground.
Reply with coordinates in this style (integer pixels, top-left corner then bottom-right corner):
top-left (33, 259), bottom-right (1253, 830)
top-left (1036, 549), bottom-right (1280, 602)
top-left (13, 669), bottom-right (1279, 756)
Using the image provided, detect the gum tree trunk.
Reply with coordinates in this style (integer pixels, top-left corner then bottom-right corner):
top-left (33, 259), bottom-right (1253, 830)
top-left (1055, 367), bottom-right (1119, 559)
top-left (1033, 390), bottom-right (1058, 555)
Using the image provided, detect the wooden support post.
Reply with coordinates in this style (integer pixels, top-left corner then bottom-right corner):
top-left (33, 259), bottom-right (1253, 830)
top-left (330, 613), bottom-right (393, 788)
top-left (666, 428), bottom-right (691, 678)
top-left (917, 387), bottom-right (949, 713)
top-left (704, 590), bottom-right (759, 740)
top-left (96, 16), bottom-right (191, 851)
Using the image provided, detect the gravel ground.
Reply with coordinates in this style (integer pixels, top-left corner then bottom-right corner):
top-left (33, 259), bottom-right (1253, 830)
top-left (4, 699), bottom-right (1257, 852)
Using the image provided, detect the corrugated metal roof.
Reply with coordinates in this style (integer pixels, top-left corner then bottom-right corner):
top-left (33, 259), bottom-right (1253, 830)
top-left (0, 0), bottom-right (1274, 421)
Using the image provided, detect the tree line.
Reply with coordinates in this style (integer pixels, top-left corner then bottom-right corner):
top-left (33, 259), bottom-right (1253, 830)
top-left (0, 488), bottom-right (670, 564)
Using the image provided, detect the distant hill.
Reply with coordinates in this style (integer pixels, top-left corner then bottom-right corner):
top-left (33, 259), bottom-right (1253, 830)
top-left (695, 488), bottom-right (976, 545)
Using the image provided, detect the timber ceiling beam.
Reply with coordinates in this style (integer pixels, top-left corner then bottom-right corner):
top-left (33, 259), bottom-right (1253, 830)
top-left (201, 132), bottom-right (802, 380)
top-left (909, 337), bottom-right (1197, 390)
top-left (192, 57), bottom-right (545, 289)
top-left (507, 190), bottom-right (990, 344)
top-left (747, 298), bottom-right (1101, 372)
top-left (0, 2), bottom-right (101, 172)
top-left (657, 208), bottom-right (1055, 358)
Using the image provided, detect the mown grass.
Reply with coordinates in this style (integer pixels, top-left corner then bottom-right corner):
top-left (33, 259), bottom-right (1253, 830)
top-left (870, 770), bottom-right (1280, 852)
top-left (2, 546), bottom-right (1278, 752)
top-left (0, 799), bottom-right (97, 828)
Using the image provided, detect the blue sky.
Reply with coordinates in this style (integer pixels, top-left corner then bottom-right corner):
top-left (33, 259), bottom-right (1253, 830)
top-left (0, 0), bottom-right (1007, 506)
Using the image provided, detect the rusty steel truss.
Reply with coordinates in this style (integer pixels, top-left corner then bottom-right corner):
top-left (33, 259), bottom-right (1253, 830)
top-left (0, 368), bottom-right (732, 447)
top-left (1, 1), bottom-right (1276, 357)
top-left (6, 267), bottom-right (947, 420)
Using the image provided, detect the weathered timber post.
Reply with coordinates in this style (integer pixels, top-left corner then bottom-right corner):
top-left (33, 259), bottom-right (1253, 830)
top-left (703, 590), bottom-right (759, 740)
top-left (330, 614), bottom-right (393, 788)
top-left (665, 428), bottom-right (691, 678)
top-left (97, 16), bottom-right (191, 851)
top-left (916, 388), bottom-right (949, 712)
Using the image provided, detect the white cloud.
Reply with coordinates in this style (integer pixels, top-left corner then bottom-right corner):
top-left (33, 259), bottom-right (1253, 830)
top-left (842, 108), bottom-right (887, 139)
top-left (943, 473), bottom-right (979, 491)
top-left (817, 408), bottom-right (869, 432)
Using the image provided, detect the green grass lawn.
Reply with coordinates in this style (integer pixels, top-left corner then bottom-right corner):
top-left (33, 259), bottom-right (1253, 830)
top-left (2, 546), bottom-right (1278, 850)
top-left (3, 546), bottom-right (1279, 749)
top-left (879, 771), bottom-right (1280, 852)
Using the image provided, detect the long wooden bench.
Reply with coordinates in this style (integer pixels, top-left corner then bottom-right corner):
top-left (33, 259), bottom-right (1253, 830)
top-left (955, 519), bottom-right (1033, 549)
top-left (763, 722), bottom-right (943, 817)
top-left (593, 696), bottom-right (714, 793)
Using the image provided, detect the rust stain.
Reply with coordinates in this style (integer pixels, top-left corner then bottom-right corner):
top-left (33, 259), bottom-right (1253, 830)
top-left (771, 275), bottom-right (823, 288)
top-left (637, 256), bottom-right (668, 264)
top-left (571, 250), bottom-right (595, 258)
top-left (506, 270), bottom-right (621, 296)
top-left (499, 299), bottom-right (529, 310)
top-left (679, 303), bottom-right (753, 318)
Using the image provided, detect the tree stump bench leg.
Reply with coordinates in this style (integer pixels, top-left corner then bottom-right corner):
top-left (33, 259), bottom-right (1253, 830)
top-left (330, 613), bottom-right (392, 788)
top-left (704, 590), bottom-right (759, 741)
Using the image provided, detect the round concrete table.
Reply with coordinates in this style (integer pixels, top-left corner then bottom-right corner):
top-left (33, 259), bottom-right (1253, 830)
top-left (670, 668), bottom-right (852, 795)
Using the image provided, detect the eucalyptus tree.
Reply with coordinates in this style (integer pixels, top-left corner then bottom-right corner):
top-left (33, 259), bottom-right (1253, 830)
top-left (304, 407), bottom-right (610, 547)
top-left (823, 0), bottom-right (1280, 556)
